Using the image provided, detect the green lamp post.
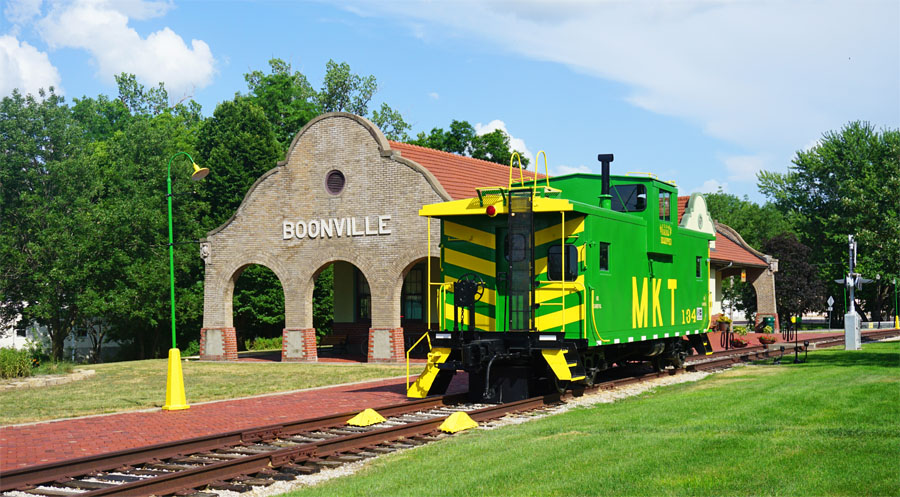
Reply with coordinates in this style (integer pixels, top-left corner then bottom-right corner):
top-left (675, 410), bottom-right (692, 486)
top-left (162, 152), bottom-right (209, 411)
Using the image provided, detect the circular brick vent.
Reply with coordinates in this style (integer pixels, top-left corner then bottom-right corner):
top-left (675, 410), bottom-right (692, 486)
top-left (325, 170), bottom-right (345, 195)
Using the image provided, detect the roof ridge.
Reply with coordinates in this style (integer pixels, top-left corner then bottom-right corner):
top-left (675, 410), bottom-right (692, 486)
top-left (389, 141), bottom-right (544, 178)
top-left (715, 222), bottom-right (769, 263)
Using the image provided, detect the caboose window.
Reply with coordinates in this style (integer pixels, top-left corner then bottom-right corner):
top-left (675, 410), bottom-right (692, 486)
top-left (598, 242), bottom-right (610, 271)
top-left (610, 184), bottom-right (647, 212)
top-left (696, 256), bottom-right (702, 278)
top-left (548, 244), bottom-right (578, 281)
top-left (508, 234), bottom-right (527, 262)
top-left (659, 192), bottom-right (671, 221)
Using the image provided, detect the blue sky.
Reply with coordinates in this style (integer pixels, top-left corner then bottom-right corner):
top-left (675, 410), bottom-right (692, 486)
top-left (3, 0), bottom-right (898, 202)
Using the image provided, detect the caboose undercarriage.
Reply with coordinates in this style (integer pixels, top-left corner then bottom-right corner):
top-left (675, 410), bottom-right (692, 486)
top-left (420, 331), bottom-right (710, 403)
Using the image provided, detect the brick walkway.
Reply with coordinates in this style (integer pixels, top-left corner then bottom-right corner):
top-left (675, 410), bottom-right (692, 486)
top-left (1, 374), bottom-right (466, 472)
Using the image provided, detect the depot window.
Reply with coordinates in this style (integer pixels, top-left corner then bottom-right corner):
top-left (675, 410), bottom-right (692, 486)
top-left (548, 244), bottom-right (578, 281)
top-left (356, 269), bottom-right (371, 322)
top-left (402, 267), bottom-right (424, 321)
top-left (610, 184), bottom-right (647, 212)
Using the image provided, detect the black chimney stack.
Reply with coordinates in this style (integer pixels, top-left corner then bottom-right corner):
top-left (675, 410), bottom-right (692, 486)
top-left (598, 153), bottom-right (614, 209)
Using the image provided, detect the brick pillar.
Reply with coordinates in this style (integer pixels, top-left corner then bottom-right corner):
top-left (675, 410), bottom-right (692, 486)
top-left (749, 264), bottom-right (779, 332)
top-left (200, 327), bottom-right (237, 360)
top-left (367, 327), bottom-right (405, 363)
top-left (282, 328), bottom-right (318, 362)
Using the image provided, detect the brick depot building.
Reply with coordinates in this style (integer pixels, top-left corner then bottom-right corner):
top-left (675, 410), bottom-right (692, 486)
top-left (199, 112), bottom-right (777, 363)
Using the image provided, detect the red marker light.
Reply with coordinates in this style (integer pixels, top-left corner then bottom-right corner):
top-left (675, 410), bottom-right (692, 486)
top-left (486, 205), bottom-right (497, 217)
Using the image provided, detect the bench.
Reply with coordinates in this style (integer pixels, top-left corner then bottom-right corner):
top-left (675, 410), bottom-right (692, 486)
top-left (317, 333), bottom-right (349, 354)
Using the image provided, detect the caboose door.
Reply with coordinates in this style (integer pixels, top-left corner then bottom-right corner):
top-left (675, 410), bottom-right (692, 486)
top-left (506, 191), bottom-right (535, 331)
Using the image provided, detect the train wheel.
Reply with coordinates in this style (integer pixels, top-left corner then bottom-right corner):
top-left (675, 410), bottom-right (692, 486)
top-left (652, 356), bottom-right (668, 372)
top-left (553, 377), bottom-right (569, 394)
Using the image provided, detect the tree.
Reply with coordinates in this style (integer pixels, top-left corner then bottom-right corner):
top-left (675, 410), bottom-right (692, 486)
top-left (758, 121), bottom-right (900, 320)
top-left (471, 128), bottom-right (529, 167)
top-left (704, 191), bottom-right (795, 250)
top-left (370, 103), bottom-right (410, 141)
top-left (762, 233), bottom-right (827, 326)
top-left (409, 120), bottom-right (530, 167)
top-left (244, 59), bottom-right (319, 152)
top-left (0, 89), bottom-right (91, 360)
top-left (232, 265), bottom-right (285, 342)
top-left (86, 108), bottom-right (209, 359)
top-left (115, 74), bottom-right (168, 116)
top-left (318, 59), bottom-right (377, 116)
top-left (197, 98), bottom-right (281, 228)
top-left (721, 276), bottom-right (758, 323)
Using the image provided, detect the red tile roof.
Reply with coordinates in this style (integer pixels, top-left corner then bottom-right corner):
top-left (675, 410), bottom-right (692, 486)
top-left (711, 228), bottom-right (769, 267)
top-left (677, 195), bottom-right (690, 223)
top-left (389, 141), bottom-right (543, 200)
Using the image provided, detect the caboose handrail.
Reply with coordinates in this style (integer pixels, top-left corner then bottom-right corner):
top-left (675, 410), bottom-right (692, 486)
top-left (535, 280), bottom-right (586, 337)
top-left (535, 150), bottom-right (552, 192)
top-left (508, 152), bottom-right (525, 189)
top-left (588, 286), bottom-right (611, 344)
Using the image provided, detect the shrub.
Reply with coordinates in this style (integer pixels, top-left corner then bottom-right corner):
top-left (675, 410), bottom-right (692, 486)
top-left (181, 339), bottom-right (200, 357)
top-left (733, 325), bottom-right (748, 335)
top-left (245, 336), bottom-right (282, 351)
top-left (0, 347), bottom-right (33, 379)
top-left (718, 315), bottom-right (732, 324)
top-left (763, 325), bottom-right (774, 334)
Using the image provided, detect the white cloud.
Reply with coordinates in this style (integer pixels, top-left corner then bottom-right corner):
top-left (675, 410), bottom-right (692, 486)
top-left (348, 1), bottom-right (899, 156)
top-left (695, 179), bottom-right (728, 194)
top-left (0, 35), bottom-right (62, 97)
top-left (36, 0), bottom-right (214, 99)
top-left (4, 0), bottom-right (43, 27)
top-left (475, 119), bottom-right (534, 166)
top-left (553, 163), bottom-right (593, 176)
top-left (428, 91), bottom-right (439, 100)
top-left (723, 154), bottom-right (766, 182)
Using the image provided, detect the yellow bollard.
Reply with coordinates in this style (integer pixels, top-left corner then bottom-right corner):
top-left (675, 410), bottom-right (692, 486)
top-left (162, 348), bottom-right (190, 411)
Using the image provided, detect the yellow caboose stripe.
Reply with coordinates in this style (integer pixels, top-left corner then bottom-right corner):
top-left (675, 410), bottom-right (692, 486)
top-left (443, 248), bottom-right (495, 276)
top-left (443, 221), bottom-right (495, 249)
top-left (442, 303), bottom-right (495, 330)
top-left (535, 217), bottom-right (585, 246)
top-left (535, 304), bottom-right (585, 332)
top-left (535, 278), bottom-right (585, 304)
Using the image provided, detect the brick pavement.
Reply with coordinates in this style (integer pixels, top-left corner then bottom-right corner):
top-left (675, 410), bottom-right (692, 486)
top-left (1, 374), bottom-right (466, 472)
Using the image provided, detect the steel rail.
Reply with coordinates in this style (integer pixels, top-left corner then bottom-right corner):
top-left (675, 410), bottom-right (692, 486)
top-left (75, 396), bottom-right (556, 497)
top-left (0, 393), bottom-right (466, 491)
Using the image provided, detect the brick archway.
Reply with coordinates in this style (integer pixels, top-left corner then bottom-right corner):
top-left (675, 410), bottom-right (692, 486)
top-left (200, 113), bottom-right (445, 362)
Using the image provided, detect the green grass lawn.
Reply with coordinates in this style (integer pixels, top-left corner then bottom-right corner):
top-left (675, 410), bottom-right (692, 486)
top-left (286, 342), bottom-right (900, 497)
top-left (1, 360), bottom-right (407, 425)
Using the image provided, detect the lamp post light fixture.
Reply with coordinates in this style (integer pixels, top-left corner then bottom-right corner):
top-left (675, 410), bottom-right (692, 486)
top-left (162, 152), bottom-right (209, 411)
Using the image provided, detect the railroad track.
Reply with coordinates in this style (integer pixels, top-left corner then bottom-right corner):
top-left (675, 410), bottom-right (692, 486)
top-left (4, 328), bottom-right (896, 497)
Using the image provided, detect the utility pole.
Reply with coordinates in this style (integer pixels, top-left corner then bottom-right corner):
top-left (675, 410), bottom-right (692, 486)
top-left (844, 235), bottom-right (861, 350)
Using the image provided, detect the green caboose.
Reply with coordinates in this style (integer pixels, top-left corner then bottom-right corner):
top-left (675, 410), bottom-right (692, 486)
top-left (409, 155), bottom-right (716, 403)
